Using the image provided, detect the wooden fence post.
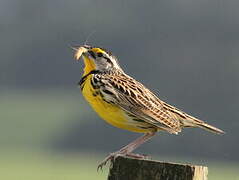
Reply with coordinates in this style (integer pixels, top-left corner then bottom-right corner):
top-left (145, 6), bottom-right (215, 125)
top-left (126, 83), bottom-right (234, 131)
top-left (108, 155), bottom-right (208, 180)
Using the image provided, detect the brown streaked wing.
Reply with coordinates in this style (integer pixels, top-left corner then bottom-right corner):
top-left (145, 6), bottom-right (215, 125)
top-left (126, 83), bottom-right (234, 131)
top-left (99, 71), bottom-right (182, 134)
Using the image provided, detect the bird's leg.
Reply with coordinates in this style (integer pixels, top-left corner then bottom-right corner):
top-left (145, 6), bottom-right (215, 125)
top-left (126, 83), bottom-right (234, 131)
top-left (97, 132), bottom-right (156, 171)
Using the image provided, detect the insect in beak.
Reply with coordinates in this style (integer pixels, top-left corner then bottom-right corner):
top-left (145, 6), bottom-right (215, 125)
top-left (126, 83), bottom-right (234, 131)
top-left (71, 46), bottom-right (88, 60)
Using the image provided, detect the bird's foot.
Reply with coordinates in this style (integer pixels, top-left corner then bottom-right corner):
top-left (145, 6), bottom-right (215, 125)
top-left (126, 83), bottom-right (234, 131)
top-left (97, 152), bottom-right (122, 171)
top-left (97, 152), bottom-right (151, 171)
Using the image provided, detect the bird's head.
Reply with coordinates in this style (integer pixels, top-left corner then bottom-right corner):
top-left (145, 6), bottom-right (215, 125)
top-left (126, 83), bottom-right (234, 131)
top-left (72, 45), bottom-right (122, 75)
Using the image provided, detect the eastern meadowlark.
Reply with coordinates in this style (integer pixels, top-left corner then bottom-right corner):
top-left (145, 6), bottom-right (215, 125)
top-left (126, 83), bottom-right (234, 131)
top-left (72, 45), bottom-right (224, 170)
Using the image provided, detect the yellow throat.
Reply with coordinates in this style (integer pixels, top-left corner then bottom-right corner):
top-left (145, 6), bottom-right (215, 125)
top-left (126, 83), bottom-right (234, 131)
top-left (82, 56), bottom-right (95, 76)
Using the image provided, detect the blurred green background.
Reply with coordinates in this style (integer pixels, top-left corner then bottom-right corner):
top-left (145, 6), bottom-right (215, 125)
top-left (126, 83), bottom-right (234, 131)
top-left (1, 0), bottom-right (239, 179)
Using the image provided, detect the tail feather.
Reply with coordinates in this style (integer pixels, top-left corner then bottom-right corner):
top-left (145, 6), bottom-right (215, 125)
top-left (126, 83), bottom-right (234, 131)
top-left (163, 102), bottom-right (225, 134)
top-left (182, 114), bottom-right (225, 134)
top-left (196, 122), bottom-right (225, 134)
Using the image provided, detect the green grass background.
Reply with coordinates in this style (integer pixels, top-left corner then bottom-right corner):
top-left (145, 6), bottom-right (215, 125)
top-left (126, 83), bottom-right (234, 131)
top-left (0, 89), bottom-right (238, 180)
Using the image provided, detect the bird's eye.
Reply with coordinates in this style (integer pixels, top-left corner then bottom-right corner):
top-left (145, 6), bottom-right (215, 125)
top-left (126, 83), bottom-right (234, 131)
top-left (97, 52), bottom-right (103, 57)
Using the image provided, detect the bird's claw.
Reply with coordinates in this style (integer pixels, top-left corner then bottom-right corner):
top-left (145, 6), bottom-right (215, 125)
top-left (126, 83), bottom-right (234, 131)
top-left (97, 153), bottom-right (118, 171)
top-left (97, 152), bottom-right (151, 171)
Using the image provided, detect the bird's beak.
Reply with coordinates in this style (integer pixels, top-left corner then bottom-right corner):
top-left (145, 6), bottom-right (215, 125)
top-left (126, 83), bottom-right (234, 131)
top-left (72, 46), bottom-right (88, 61)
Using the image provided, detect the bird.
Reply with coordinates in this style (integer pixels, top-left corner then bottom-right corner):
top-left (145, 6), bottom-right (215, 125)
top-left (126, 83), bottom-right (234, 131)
top-left (72, 45), bottom-right (224, 170)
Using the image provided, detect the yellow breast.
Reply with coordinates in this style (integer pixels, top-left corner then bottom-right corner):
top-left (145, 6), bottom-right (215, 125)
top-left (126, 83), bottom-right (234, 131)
top-left (81, 75), bottom-right (150, 133)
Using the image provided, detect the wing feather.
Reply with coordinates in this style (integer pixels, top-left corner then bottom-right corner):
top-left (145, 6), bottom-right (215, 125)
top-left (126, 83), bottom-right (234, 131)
top-left (95, 71), bottom-right (182, 134)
